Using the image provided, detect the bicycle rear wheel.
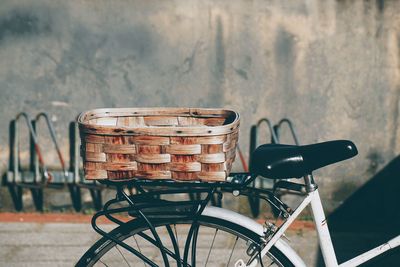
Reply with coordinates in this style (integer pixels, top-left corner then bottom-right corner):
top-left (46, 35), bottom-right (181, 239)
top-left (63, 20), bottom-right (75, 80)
top-left (76, 213), bottom-right (298, 267)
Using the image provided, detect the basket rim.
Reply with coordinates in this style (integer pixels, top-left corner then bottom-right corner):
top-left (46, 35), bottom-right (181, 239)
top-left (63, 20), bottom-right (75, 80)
top-left (78, 107), bottom-right (240, 137)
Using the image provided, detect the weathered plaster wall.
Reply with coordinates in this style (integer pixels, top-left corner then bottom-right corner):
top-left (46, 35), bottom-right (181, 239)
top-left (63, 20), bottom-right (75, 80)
top-left (1, 0), bottom-right (400, 211)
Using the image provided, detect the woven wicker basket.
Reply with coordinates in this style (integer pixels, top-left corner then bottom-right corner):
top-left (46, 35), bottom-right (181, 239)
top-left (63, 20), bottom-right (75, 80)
top-left (78, 108), bottom-right (240, 182)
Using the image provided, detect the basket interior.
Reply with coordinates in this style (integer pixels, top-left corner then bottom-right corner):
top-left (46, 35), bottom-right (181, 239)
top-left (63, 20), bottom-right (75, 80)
top-left (84, 109), bottom-right (237, 128)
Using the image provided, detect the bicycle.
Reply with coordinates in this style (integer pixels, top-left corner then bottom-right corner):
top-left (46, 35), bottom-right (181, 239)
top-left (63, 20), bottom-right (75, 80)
top-left (76, 140), bottom-right (400, 266)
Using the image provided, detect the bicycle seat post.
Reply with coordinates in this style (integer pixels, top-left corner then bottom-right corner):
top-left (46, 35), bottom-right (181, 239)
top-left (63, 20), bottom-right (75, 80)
top-left (304, 174), bottom-right (318, 192)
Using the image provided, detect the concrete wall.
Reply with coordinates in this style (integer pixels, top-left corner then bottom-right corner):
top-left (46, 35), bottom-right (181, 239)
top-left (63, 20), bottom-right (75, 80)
top-left (1, 0), bottom-right (400, 212)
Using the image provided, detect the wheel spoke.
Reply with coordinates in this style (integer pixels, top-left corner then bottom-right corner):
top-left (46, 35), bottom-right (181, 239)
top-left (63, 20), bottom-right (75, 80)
top-left (173, 224), bottom-right (179, 246)
top-left (116, 245), bottom-right (132, 267)
top-left (133, 235), bottom-right (146, 267)
top-left (204, 228), bottom-right (218, 266)
top-left (99, 259), bottom-right (109, 266)
top-left (226, 236), bottom-right (238, 267)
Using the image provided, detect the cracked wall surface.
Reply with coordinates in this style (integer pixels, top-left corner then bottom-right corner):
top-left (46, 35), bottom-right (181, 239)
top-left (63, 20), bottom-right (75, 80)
top-left (1, 0), bottom-right (400, 211)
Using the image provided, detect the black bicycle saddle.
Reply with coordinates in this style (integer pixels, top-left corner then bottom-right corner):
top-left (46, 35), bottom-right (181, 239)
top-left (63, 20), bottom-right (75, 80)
top-left (250, 140), bottom-right (358, 179)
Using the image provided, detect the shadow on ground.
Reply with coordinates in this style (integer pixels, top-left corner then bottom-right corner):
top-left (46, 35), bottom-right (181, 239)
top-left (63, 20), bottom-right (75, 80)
top-left (317, 156), bottom-right (400, 266)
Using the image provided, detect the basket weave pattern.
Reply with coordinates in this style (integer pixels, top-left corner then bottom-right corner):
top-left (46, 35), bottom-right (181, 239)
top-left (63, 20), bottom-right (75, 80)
top-left (78, 108), bottom-right (239, 182)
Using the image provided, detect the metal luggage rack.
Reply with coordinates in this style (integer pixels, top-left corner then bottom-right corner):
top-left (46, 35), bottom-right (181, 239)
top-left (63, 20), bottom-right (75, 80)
top-left (90, 172), bottom-right (295, 266)
top-left (3, 112), bottom-right (104, 211)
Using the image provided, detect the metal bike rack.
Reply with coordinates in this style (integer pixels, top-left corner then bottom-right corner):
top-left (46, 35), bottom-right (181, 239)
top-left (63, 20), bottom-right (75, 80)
top-left (273, 118), bottom-right (299, 145)
top-left (247, 118), bottom-right (278, 217)
top-left (5, 112), bottom-right (51, 211)
top-left (247, 117), bottom-right (300, 217)
top-left (3, 112), bottom-right (105, 211)
top-left (249, 118), bottom-right (279, 169)
top-left (69, 121), bottom-right (104, 211)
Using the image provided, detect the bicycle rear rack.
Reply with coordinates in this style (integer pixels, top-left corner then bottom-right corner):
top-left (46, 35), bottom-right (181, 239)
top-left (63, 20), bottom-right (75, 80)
top-left (89, 174), bottom-right (292, 267)
top-left (3, 112), bottom-right (104, 211)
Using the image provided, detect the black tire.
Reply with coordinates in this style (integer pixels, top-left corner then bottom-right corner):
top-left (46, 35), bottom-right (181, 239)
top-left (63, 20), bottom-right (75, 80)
top-left (76, 216), bottom-right (296, 267)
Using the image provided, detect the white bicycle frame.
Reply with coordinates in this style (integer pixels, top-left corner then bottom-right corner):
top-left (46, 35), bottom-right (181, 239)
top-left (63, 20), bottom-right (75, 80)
top-left (251, 175), bottom-right (400, 267)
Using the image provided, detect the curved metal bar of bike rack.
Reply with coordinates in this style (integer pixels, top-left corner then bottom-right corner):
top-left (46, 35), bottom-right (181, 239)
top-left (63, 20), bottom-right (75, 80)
top-left (249, 118), bottom-right (280, 174)
top-left (274, 118), bottom-right (299, 145)
top-left (14, 112), bottom-right (51, 183)
top-left (247, 118), bottom-right (279, 217)
top-left (69, 120), bottom-right (105, 211)
top-left (34, 112), bottom-right (68, 177)
top-left (272, 119), bottom-right (302, 198)
top-left (7, 114), bottom-right (106, 211)
top-left (7, 113), bottom-right (50, 211)
top-left (256, 118), bottom-right (279, 145)
top-left (28, 112), bottom-right (71, 210)
top-left (7, 119), bottom-right (23, 210)
top-left (247, 118), bottom-right (302, 218)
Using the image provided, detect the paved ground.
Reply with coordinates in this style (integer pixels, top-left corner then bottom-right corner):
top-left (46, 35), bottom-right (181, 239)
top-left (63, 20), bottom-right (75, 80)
top-left (0, 222), bottom-right (107, 267)
top-left (0, 213), bottom-right (318, 267)
top-left (2, 213), bottom-right (399, 266)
